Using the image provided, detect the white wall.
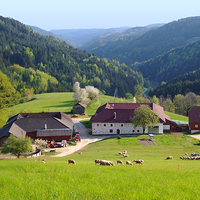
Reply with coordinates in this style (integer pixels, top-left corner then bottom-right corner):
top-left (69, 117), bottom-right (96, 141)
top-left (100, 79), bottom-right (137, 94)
top-left (92, 122), bottom-right (143, 135)
top-left (92, 123), bottom-right (163, 135)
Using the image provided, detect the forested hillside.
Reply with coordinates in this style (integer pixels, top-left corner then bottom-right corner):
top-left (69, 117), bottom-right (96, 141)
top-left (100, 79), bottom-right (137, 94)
top-left (80, 26), bottom-right (153, 52)
top-left (90, 16), bottom-right (200, 66)
top-left (50, 27), bottom-right (130, 47)
top-left (149, 68), bottom-right (200, 98)
top-left (0, 16), bottom-right (143, 104)
top-left (133, 40), bottom-right (200, 82)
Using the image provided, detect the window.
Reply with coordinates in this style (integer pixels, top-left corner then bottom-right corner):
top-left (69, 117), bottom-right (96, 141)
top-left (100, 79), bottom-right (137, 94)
top-left (97, 124), bottom-right (99, 127)
top-left (195, 124), bottom-right (198, 128)
top-left (110, 124), bottom-right (113, 127)
top-left (137, 130), bottom-right (140, 132)
top-left (132, 130), bottom-right (135, 133)
top-left (104, 124), bottom-right (106, 127)
top-left (121, 124), bottom-right (123, 127)
top-left (110, 129), bottom-right (113, 133)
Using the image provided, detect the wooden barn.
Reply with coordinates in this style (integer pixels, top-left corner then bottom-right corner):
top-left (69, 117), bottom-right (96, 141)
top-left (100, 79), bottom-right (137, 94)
top-left (73, 103), bottom-right (87, 114)
top-left (0, 112), bottom-right (73, 146)
top-left (188, 106), bottom-right (200, 133)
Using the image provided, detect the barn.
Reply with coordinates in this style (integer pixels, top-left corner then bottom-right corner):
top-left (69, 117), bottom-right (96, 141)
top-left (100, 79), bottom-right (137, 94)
top-left (73, 103), bottom-right (87, 114)
top-left (0, 112), bottom-right (73, 146)
top-left (188, 106), bottom-right (200, 133)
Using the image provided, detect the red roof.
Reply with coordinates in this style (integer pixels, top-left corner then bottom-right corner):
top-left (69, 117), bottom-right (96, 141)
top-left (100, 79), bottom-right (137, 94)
top-left (90, 103), bottom-right (169, 123)
top-left (188, 106), bottom-right (200, 122)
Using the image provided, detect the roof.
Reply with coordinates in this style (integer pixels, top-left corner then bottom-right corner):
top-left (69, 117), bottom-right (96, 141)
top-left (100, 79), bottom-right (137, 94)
top-left (188, 106), bottom-right (200, 122)
top-left (73, 103), bottom-right (87, 108)
top-left (0, 112), bottom-right (73, 139)
top-left (90, 103), bottom-right (169, 123)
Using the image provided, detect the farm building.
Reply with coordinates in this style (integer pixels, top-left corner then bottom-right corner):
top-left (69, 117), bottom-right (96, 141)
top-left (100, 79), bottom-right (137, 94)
top-left (90, 103), bottom-right (171, 135)
top-left (73, 103), bottom-right (87, 114)
top-left (188, 106), bottom-right (200, 133)
top-left (0, 112), bottom-right (73, 146)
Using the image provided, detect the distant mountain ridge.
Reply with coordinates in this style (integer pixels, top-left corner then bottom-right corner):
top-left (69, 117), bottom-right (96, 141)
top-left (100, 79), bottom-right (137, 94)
top-left (27, 25), bottom-right (76, 47)
top-left (50, 27), bottom-right (130, 47)
top-left (89, 16), bottom-right (200, 66)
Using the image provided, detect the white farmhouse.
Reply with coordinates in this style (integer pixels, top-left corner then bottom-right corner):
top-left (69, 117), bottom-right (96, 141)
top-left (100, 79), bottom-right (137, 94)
top-left (90, 103), bottom-right (170, 135)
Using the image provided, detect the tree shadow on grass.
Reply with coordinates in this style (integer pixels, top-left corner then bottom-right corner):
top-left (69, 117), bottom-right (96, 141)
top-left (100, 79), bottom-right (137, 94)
top-left (44, 101), bottom-right (75, 108)
top-left (194, 143), bottom-right (200, 146)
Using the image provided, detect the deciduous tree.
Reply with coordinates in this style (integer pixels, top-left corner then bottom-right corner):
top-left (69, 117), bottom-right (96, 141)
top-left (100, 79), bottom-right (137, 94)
top-left (130, 105), bottom-right (159, 134)
top-left (2, 135), bottom-right (32, 158)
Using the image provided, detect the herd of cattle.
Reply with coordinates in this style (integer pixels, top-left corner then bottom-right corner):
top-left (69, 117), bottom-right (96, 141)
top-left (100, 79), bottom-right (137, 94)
top-left (67, 150), bottom-right (144, 166)
top-left (39, 150), bottom-right (200, 165)
top-left (179, 152), bottom-right (200, 160)
top-left (66, 151), bottom-right (200, 165)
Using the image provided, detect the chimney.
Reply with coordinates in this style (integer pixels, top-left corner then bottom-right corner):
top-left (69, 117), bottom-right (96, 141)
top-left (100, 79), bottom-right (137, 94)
top-left (114, 112), bottom-right (116, 119)
top-left (44, 124), bottom-right (47, 129)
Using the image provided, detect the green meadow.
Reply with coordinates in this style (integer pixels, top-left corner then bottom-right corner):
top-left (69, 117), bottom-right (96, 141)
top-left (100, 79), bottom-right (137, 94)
top-left (1, 135), bottom-right (200, 199)
top-left (3, 92), bottom-right (187, 121)
top-left (0, 92), bottom-right (128, 128)
top-left (164, 111), bottom-right (188, 122)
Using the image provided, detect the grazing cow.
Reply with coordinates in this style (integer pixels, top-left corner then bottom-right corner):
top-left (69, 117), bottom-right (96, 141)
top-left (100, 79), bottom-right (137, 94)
top-left (68, 159), bottom-right (76, 165)
top-left (191, 153), bottom-right (199, 156)
top-left (99, 160), bottom-right (114, 166)
top-left (95, 159), bottom-right (102, 164)
top-left (133, 160), bottom-right (144, 164)
top-left (126, 161), bottom-right (132, 165)
top-left (117, 160), bottom-right (123, 165)
top-left (166, 156), bottom-right (173, 160)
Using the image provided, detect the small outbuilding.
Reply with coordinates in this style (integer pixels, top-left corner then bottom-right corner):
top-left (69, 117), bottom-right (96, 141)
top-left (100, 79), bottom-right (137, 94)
top-left (73, 103), bottom-right (87, 114)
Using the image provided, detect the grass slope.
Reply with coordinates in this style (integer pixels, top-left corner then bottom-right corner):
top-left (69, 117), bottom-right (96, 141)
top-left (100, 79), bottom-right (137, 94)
top-left (0, 135), bottom-right (200, 199)
top-left (164, 111), bottom-right (188, 122)
top-left (0, 92), bottom-right (187, 129)
top-left (0, 92), bottom-right (128, 128)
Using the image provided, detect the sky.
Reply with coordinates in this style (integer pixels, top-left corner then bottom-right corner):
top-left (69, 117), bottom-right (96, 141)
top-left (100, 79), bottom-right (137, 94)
top-left (1, 0), bottom-right (200, 31)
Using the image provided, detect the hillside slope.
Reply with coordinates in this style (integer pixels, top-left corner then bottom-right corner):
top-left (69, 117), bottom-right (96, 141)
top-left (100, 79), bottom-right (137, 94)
top-left (27, 25), bottom-right (76, 47)
top-left (80, 26), bottom-right (153, 52)
top-left (149, 67), bottom-right (200, 98)
top-left (133, 40), bottom-right (200, 82)
top-left (0, 16), bottom-right (143, 97)
top-left (90, 16), bottom-right (200, 66)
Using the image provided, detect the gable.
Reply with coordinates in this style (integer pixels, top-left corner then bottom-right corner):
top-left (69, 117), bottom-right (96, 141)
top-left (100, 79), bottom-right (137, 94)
top-left (188, 106), bottom-right (200, 122)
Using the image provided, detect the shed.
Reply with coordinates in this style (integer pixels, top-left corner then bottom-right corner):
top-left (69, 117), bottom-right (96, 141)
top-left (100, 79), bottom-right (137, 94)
top-left (73, 103), bottom-right (87, 114)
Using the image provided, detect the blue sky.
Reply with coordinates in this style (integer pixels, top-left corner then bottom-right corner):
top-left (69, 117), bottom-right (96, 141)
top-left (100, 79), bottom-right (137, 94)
top-left (1, 0), bottom-right (200, 30)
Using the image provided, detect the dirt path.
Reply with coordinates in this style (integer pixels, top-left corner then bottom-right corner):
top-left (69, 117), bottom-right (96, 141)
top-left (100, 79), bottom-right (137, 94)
top-left (52, 118), bottom-right (108, 157)
top-left (189, 134), bottom-right (200, 140)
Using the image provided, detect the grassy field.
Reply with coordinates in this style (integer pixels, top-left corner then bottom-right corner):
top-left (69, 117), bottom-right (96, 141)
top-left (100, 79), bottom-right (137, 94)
top-left (0, 135), bottom-right (200, 199)
top-left (0, 92), bottom-right (129, 128)
top-left (164, 111), bottom-right (188, 122)
top-left (3, 92), bottom-right (187, 120)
